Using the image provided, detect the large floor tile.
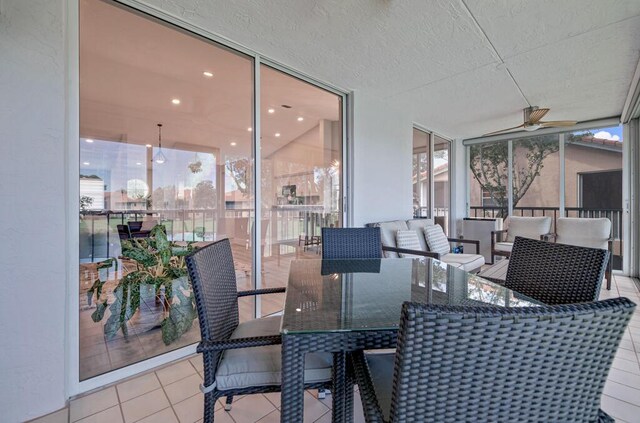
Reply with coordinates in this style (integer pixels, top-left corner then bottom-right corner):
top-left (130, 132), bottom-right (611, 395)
top-left (136, 407), bottom-right (178, 423)
top-left (76, 406), bottom-right (123, 423)
top-left (225, 394), bottom-right (276, 422)
top-left (173, 392), bottom-right (204, 423)
top-left (156, 361), bottom-right (197, 386)
top-left (604, 380), bottom-right (640, 407)
top-left (29, 407), bottom-right (69, 423)
top-left (601, 394), bottom-right (640, 423)
top-left (164, 374), bottom-right (202, 405)
top-left (117, 372), bottom-right (161, 402)
top-left (121, 388), bottom-right (170, 423)
top-left (70, 387), bottom-right (119, 422)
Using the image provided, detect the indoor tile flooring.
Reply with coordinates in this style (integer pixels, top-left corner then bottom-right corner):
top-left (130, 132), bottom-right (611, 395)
top-left (33, 274), bottom-right (640, 423)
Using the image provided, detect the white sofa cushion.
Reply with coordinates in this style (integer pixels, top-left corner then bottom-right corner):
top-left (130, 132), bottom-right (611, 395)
top-left (505, 216), bottom-right (552, 242)
top-left (368, 220), bottom-right (410, 258)
top-left (556, 217), bottom-right (611, 250)
top-left (406, 218), bottom-right (435, 251)
top-left (395, 230), bottom-right (425, 258)
top-left (424, 225), bottom-right (450, 256)
top-left (215, 316), bottom-right (332, 390)
top-left (441, 253), bottom-right (485, 272)
top-left (494, 242), bottom-right (513, 253)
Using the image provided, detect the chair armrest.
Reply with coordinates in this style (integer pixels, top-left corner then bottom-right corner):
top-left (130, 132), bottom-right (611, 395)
top-left (237, 287), bottom-right (286, 297)
top-left (542, 232), bottom-right (556, 242)
top-left (491, 229), bottom-right (508, 250)
top-left (382, 246), bottom-right (440, 260)
top-left (197, 335), bottom-right (282, 353)
top-left (351, 351), bottom-right (387, 423)
top-left (447, 237), bottom-right (480, 254)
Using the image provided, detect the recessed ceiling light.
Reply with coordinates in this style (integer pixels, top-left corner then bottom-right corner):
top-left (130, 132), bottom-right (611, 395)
top-left (230, 142), bottom-right (237, 146)
top-left (297, 117), bottom-right (304, 122)
top-left (268, 108), bottom-right (275, 114)
top-left (85, 138), bottom-right (94, 143)
top-left (136, 162), bottom-right (142, 165)
top-left (145, 144), bottom-right (152, 148)
top-left (275, 133), bottom-right (281, 137)
top-left (247, 127), bottom-right (252, 132)
top-left (203, 71), bottom-right (213, 77)
top-left (83, 162), bottom-right (90, 165)
top-left (171, 98), bottom-right (181, 105)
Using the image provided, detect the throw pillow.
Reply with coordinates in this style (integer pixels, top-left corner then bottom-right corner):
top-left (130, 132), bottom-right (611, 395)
top-left (424, 225), bottom-right (450, 256)
top-left (395, 230), bottom-right (424, 258)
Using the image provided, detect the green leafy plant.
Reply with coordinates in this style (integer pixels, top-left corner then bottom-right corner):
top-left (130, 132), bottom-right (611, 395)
top-left (89, 225), bottom-right (199, 345)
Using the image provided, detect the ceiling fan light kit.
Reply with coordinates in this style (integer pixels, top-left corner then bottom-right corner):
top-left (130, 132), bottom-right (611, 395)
top-left (484, 106), bottom-right (578, 136)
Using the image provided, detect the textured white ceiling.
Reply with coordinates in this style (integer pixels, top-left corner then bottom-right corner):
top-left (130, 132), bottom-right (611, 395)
top-left (135, 0), bottom-right (640, 139)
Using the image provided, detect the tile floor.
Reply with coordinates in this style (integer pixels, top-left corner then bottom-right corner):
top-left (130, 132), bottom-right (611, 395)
top-left (33, 274), bottom-right (640, 423)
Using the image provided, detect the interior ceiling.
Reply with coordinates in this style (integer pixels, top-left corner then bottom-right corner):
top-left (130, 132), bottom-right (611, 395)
top-left (79, 0), bottom-right (341, 158)
top-left (133, 0), bottom-right (640, 139)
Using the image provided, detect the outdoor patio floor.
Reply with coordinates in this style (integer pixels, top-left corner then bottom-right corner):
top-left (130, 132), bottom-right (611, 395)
top-left (34, 274), bottom-right (640, 423)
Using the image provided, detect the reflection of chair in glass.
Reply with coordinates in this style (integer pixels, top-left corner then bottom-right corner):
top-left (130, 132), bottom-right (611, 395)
top-left (321, 227), bottom-right (382, 259)
top-left (352, 298), bottom-right (635, 422)
top-left (185, 239), bottom-right (332, 422)
top-left (485, 236), bottom-right (609, 305)
top-left (491, 216), bottom-right (552, 262)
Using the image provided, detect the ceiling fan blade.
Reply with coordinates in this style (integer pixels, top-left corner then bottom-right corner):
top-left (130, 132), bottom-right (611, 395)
top-left (483, 124), bottom-right (525, 136)
top-left (539, 120), bottom-right (578, 127)
top-left (527, 108), bottom-right (550, 124)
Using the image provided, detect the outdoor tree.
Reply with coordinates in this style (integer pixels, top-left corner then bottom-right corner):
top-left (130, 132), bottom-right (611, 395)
top-left (193, 180), bottom-right (216, 209)
top-left (226, 158), bottom-right (252, 196)
top-left (469, 135), bottom-right (559, 215)
top-left (80, 195), bottom-right (94, 213)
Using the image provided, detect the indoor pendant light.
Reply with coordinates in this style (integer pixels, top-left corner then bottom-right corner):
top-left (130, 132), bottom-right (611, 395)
top-left (153, 123), bottom-right (167, 164)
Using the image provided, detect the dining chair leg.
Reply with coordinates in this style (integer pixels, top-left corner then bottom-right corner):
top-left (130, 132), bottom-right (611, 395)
top-left (281, 336), bottom-right (306, 422)
top-left (332, 352), bottom-right (347, 423)
top-left (224, 396), bottom-right (233, 411)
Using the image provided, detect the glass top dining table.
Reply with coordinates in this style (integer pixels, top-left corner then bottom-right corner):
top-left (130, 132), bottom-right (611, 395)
top-left (279, 258), bottom-right (540, 423)
top-left (281, 257), bottom-right (539, 335)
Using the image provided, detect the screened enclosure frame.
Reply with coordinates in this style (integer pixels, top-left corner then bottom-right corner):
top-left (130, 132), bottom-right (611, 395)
top-left (463, 117), bottom-right (630, 276)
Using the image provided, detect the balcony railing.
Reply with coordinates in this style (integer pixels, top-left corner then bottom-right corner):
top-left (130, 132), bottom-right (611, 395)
top-left (80, 207), bottom-right (341, 262)
top-left (469, 206), bottom-right (623, 240)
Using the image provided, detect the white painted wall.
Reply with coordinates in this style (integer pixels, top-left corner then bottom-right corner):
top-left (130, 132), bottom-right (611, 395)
top-left (0, 0), bottom-right (69, 421)
top-left (351, 92), bottom-right (414, 226)
top-left (451, 139), bottom-right (468, 237)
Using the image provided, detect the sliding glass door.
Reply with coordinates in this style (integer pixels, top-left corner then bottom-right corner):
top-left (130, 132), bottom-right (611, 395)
top-left (78, 0), bottom-right (344, 381)
top-left (259, 65), bottom-right (343, 315)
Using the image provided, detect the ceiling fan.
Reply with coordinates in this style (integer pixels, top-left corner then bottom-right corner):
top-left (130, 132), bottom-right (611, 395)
top-left (484, 106), bottom-right (577, 136)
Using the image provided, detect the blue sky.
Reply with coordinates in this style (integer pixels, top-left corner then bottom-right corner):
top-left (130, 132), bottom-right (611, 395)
top-left (574, 125), bottom-right (622, 142)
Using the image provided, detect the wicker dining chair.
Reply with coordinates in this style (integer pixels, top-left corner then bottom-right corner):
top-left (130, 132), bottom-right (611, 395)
top-left (185, 239), bottom-right (332, 423)
top-left (484, 236), bottom-right (609, 305)
top-left (321, 227), bottom-right (383, 259)
top-left (352, 298), bottom-right (635, 423)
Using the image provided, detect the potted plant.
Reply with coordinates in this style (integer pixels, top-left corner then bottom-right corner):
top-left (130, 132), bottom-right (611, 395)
top-left (88, 225), bottom-right (199, 345)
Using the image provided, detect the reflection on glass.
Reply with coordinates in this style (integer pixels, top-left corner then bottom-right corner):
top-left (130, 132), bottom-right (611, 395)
top-left (433, 136), bottom-right (450, 234)
top-left (564, 126), bottom-right (623, 269)
top-left (468, 141), bottom-right (509, 220)
top-left (282, 258), bottom-right (539, 334)
top-left (79, 0), bottom-right (253, 380)
top-left (412, 128), bottom-right (430, 218)
top-left (259, 65), bottom-right (343, 317)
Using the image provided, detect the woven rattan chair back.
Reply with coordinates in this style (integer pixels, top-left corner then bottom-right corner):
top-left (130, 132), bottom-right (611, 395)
top-left (505, 236), bottom-right (609, 305)
top-left (321, 227), bottom-right (382, 259)
top-left (185, 239), bottom-right (239, 361)
top-left (385, 299), bottom-right (635, 422)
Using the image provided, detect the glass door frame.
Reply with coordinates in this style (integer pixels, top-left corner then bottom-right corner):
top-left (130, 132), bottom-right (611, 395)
top-left (69, 0), bottom-right (350, 395)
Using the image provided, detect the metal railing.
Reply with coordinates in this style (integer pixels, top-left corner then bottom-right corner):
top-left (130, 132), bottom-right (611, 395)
top-left (469, 206), bottom-right (623, 240)
top-left (80, 207), bottom-right (341, 262)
